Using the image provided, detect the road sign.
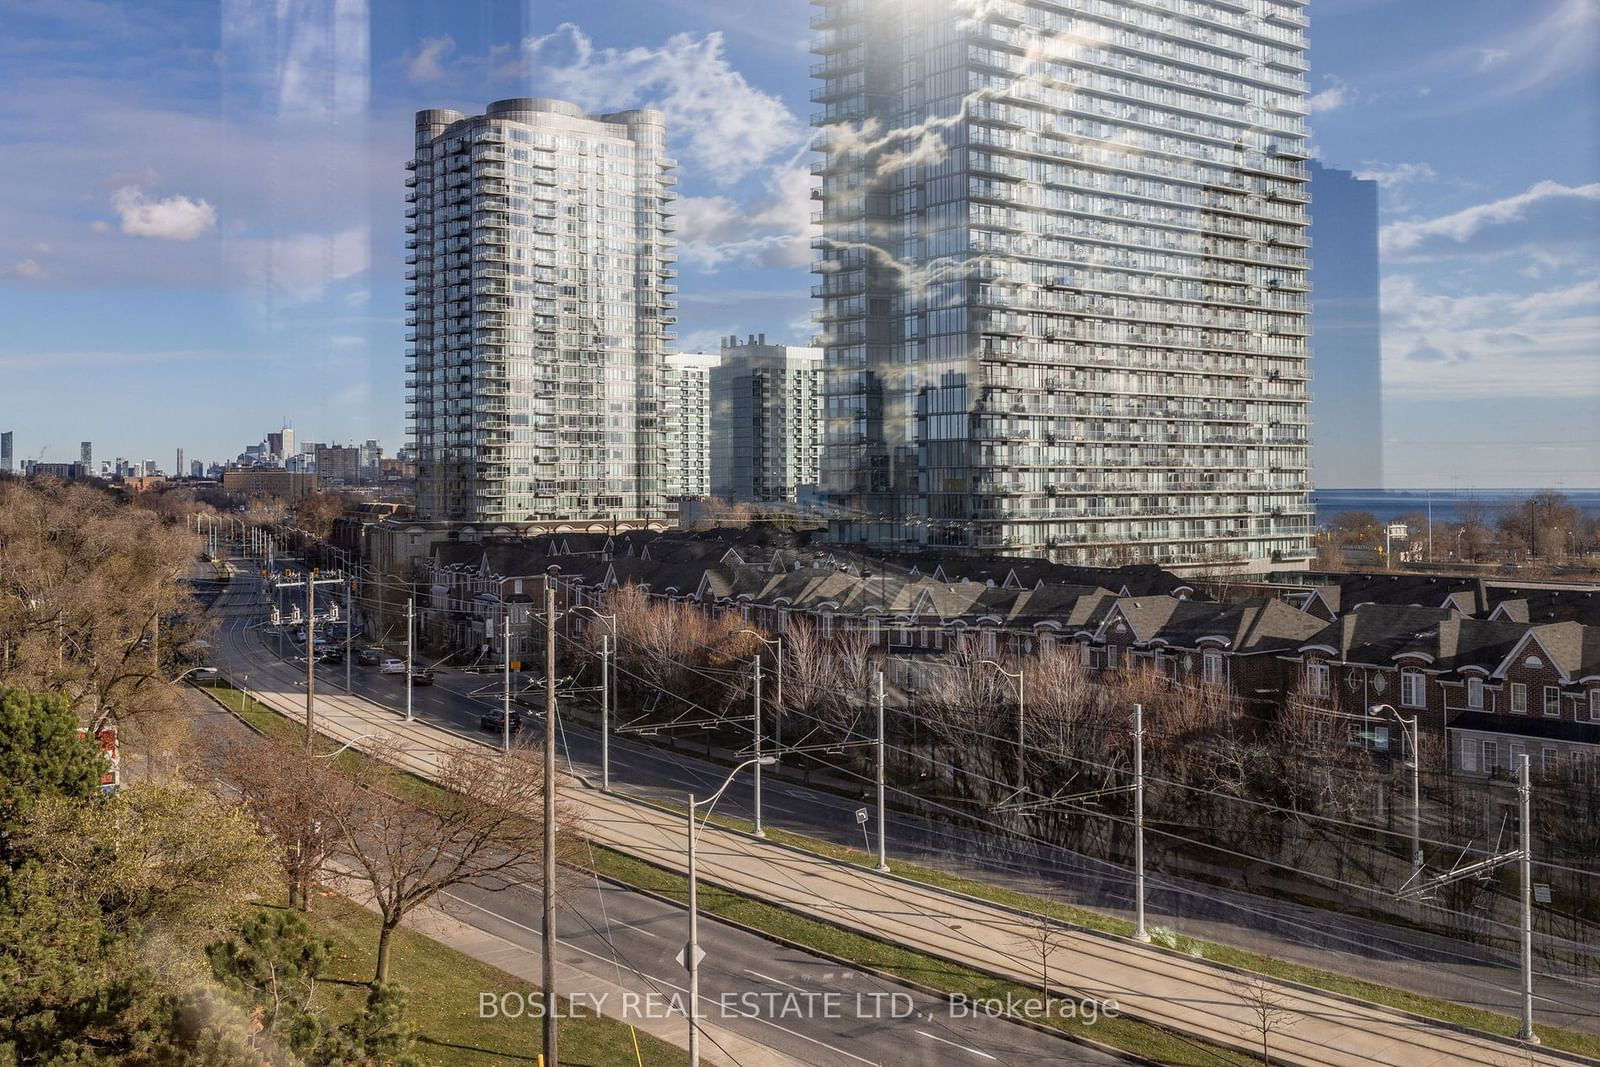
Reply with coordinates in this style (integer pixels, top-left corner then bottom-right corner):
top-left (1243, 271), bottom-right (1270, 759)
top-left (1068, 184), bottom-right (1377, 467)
top-left (1534, 884), bottom-right (1551, 904)
top-left (675, 943), bottom-right (706, 970)
top-left (855, 807), bottom-right (869, 825)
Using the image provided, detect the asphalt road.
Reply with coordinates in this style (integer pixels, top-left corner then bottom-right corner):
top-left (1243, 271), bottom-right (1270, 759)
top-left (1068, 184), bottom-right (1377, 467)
top-left (199, 567), bottom-right (1125, 1067)
top-left (203, 554), bottom-right (1600, 1036)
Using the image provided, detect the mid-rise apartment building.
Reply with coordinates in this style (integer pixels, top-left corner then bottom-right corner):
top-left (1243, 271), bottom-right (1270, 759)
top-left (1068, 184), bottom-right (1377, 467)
top-left (663, 351), bottom-right (719, 499)
top-left (710, 335), bottom-right (823, 504)
top-left (812, 0), bottom-right (1314, 569)
top-left (407, 98), bottom-right (678, 524)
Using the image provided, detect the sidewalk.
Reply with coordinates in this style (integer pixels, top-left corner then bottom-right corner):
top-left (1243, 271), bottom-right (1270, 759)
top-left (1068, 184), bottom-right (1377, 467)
top-left (213, 620), bottom-right (1586, 1067)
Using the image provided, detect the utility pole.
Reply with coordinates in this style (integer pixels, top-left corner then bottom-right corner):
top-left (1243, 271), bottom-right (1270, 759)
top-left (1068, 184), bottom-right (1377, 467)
top-left (541, 578), bottom-right (559, 1067)
top-left (1134, 703), bottom-right (1149, 942)
top-left (752, 657), bottom-right (765, 837)
top-left (304, 573), bottom-right (315, 752)
top-left (1396, 754), bottom-right (1538, 1044)
top-left (687, 794), bottom-right (700, 1065)
top-left (345, 576), bottom-right (352, 693)
top-left (405, 597), bottom-right (414, 722)
top-left (600, 634), bottom-right (611, 791)
top-left (1519, 753), bottom-right (1538, 1045)
top-left (875, 670), bottom-right (889, 873)
top-left (503, 612), bottom-right (512, 755)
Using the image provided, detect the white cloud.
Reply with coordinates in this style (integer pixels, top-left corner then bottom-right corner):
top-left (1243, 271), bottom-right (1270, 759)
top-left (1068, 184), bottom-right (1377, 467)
top-left (10, 259), bottom-right (44, 279)
top-left (504, 23), bottom-right (805, 185)
top-left (1382, 273), bottom-right (1600, 400)
top-left (88, 220), bottom-right (110, 233)
top-left (1307, 77), bottom-right (1353, 113)
top-left (405, 35), bottom-right (454, 84)
top-left (110, 185), bottom-right (217, 240)
top-left (1352, 161), bottom-right (1436, 190)
top-left (1381, 180), bottom-right (1600, 256)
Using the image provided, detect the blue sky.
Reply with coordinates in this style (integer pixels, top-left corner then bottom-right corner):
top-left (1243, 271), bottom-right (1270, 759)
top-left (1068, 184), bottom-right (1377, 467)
top-left (0, 0), bottom-right (1596, 488)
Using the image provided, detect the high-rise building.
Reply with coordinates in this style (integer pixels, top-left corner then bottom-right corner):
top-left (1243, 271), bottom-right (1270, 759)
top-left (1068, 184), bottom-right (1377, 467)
top-left (175, 448), bottom-right (185, 479)
top-left (812, 0), bottom-right (1313, 569)
top-left (710, 335), bottom-right (824, 504)
top-left (407, 98), bottom-right (677, 523)
top-left (663, 351), bottom-right (719, 499)
top-left (190, 459), bottom-right (204, 479)
top-left (1307, 161), bottom-right (1381, 488)
top-left (80, 442), bottom-right (92, 471)
top-left (1, 431), bottom-right (12, 474)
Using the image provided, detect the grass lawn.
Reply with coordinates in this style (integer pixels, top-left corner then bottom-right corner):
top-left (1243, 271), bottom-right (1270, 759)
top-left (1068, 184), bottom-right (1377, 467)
top-left (291, 890), bottom-right (684, 1067)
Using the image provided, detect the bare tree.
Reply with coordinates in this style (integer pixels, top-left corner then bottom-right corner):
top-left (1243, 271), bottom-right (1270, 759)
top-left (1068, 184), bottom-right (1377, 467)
top-left (1229, 974), bottom-right (1298, 1064)
top-left (1028, 911), bottom-right (1072, 1002)
top-left (329, 744), bottom-right (579, 984)
top-left (218, 735), bottom-right (350, 910)
top-left (0, 478), bottom-right (205, 737)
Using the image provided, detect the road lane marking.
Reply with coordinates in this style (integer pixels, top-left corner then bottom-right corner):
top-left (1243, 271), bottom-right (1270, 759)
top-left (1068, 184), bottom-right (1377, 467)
top-left (915, 1030), bottom-right (997, 1060)
top-left (743, 969), bottom-right (809, 993)
top-left (613, 917), bottom-right (661, 940)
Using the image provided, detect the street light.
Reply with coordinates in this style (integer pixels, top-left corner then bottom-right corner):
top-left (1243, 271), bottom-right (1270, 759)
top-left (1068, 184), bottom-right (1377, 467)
top-left (976, 659), bottom-right (1026, 791)
top-left (570, 605), bottom-right (617, 791)
top-left (1371, 703), bottom-right (1423, 872)
top-left (685, 755), bottom-right (778, 1066)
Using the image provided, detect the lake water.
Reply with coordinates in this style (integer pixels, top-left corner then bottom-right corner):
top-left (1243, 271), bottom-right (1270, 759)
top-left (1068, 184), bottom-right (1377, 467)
top-left (1312, 488), bottom-right (1600, 525)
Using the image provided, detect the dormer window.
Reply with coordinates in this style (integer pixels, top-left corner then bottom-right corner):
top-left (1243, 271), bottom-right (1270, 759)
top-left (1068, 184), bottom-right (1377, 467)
top-left (1466, 677), bottom-right (1484, 710)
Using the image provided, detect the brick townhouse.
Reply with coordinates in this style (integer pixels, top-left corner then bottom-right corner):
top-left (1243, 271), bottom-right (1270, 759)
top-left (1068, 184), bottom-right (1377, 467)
top-left (1283, 604), bottom-right (1600, 778)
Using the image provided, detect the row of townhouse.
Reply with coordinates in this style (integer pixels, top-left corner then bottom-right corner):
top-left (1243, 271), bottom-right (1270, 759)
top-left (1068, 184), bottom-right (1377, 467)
top-left (408, 531), bottom-right (1600, 782)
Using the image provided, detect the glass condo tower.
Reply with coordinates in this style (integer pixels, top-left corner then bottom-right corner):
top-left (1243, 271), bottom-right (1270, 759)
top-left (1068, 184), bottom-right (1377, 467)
top-left (408, 99), bottom-right (677, 524)
top-left (812, 0), bottom-right (1314, 568)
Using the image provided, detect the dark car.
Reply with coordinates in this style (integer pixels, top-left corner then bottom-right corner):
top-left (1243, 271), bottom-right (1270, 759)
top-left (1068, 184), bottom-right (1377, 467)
top-left (319, 647), bottom-right (344, 664)
top-left (357, 647), bottom-right (383, 666)
top-left (480, 709), bottom-right (523, 734)
top-left (411, 668), bottom-right (435, 686)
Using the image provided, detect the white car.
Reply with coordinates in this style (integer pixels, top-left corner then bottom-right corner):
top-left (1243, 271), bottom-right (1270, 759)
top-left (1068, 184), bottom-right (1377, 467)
top-left (380, 658), bottom-right (407, 675)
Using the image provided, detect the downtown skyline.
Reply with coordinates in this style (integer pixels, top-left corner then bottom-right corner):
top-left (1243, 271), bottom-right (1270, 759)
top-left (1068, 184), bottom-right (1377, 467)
top-left (0, 0), bottom-right (1597, 488)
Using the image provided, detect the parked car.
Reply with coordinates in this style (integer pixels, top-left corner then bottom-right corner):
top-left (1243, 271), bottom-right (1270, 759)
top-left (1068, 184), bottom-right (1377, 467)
top-left (480, 709), bottom-right (523, 734)
top-left (411, 668), bottom-right (435, 686)
top-left (357, 647), bottom-right (383, 666)
top-left (379, 658), bottom-right (406, 675)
